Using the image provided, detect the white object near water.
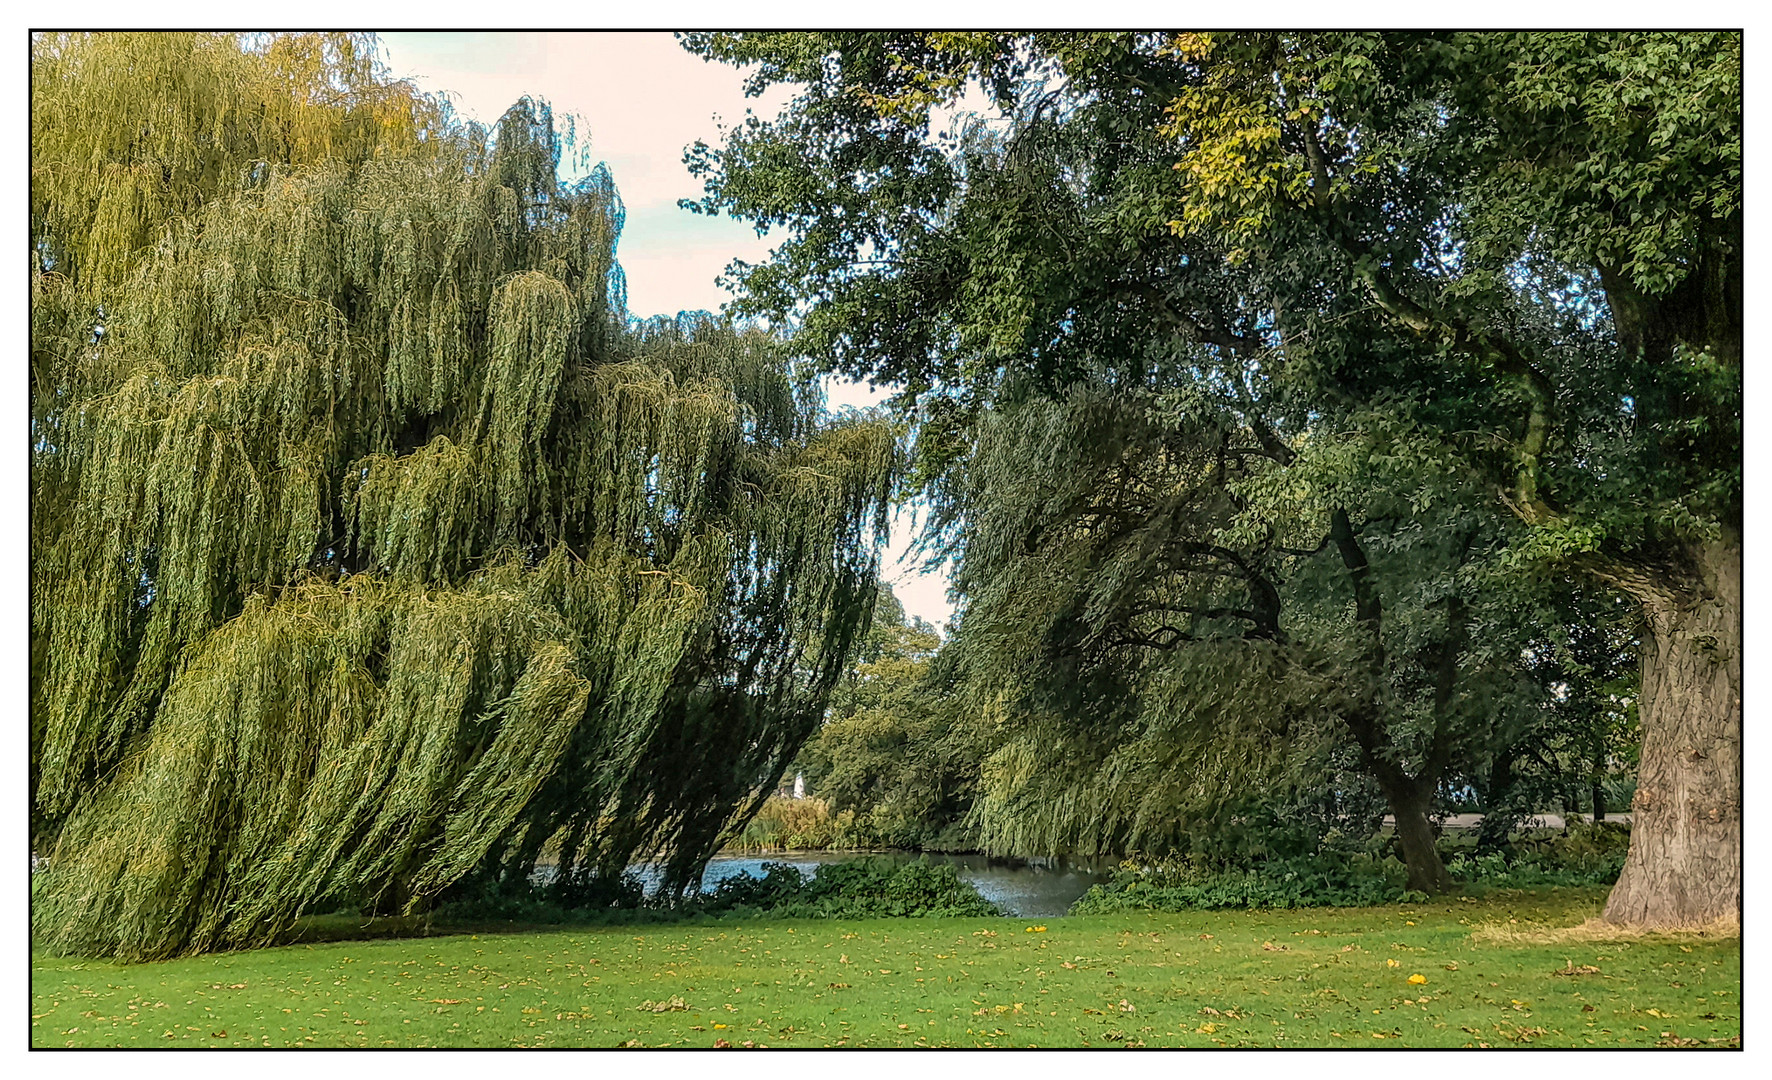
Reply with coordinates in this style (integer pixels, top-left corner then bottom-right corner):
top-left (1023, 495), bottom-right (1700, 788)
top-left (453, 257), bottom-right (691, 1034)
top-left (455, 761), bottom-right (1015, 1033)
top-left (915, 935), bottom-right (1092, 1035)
top-left (793, 772), bottom-right (805, 799)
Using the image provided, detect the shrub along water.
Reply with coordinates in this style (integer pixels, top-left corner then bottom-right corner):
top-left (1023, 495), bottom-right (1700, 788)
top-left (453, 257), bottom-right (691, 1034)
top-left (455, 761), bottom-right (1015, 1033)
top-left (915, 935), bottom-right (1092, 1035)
top-left (429, 857), bottom-right (999, 928)
top-left (1069, 821), bottom-right (1631, 914)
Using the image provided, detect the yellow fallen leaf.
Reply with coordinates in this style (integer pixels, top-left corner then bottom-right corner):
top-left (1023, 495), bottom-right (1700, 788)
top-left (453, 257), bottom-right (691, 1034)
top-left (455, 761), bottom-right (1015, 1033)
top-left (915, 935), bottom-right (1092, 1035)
top-left (1386, 959), bottom-right (1401, 968)
top-left (1408, 974), bottom-right (1427, 985)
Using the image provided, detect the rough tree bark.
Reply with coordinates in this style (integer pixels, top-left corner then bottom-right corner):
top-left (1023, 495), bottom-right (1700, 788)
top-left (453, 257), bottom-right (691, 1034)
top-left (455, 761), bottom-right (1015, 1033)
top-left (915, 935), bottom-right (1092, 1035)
top-left (1599, 534), bottom-right (1741, 927)
top-left (1383, 784), bottom-right (1454, 895)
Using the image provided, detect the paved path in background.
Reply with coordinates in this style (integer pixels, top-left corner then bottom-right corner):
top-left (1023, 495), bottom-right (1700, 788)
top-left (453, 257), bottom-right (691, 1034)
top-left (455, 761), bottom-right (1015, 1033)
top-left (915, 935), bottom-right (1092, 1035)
top-left (1381, 812), bottom-right (1632, 830)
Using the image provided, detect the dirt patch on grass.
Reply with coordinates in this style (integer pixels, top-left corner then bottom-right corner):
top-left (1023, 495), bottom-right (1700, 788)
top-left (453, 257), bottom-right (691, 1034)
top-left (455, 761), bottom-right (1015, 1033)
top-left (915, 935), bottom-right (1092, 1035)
top-left (1470, 915), bottom-right (1739, 947)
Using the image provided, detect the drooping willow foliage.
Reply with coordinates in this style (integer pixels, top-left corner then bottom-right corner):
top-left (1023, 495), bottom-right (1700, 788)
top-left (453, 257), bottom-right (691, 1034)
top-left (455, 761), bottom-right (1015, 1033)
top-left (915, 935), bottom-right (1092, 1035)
top-left (941, 376), bottom-right (1549, 863)
top-left (31, 32), bottom-right (893, 962)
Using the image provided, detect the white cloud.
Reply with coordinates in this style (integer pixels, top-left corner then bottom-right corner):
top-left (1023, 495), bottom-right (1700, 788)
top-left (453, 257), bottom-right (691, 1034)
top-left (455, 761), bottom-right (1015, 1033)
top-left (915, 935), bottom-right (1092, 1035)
top-left (379, 32), bottom-right (792, 209)
top-left (615, 231), bottom-right (773, 321)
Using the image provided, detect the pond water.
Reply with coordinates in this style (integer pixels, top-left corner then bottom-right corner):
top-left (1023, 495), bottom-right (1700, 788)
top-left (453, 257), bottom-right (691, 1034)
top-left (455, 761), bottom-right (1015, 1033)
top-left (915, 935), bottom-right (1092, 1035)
top-left (628, 852), bottom-right (1115, 918)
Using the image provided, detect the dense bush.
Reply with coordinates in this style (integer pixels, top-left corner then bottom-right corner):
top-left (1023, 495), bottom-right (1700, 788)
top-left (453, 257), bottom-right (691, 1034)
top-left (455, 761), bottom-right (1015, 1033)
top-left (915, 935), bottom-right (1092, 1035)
top-left (1070, 851), bottom-right (1412, 914)
top-left (1448, 820), bottom-right (1630, 893)
top-left (429, 867), bottom-right (650, 925)
top-left (1068, 820), bottom-right (1631, 914)
top-left (428, 856), bottom-right (1000, 926)
top-left (701, 858), bottom-right (1002, 919)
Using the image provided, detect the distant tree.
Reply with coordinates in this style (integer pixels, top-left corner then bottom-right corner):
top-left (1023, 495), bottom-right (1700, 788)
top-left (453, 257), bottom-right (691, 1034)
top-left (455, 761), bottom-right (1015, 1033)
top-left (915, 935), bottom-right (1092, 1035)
top-left (794, 587), bottom-right (990, 848)
top-left (30, 32), bottom-right (893, 961)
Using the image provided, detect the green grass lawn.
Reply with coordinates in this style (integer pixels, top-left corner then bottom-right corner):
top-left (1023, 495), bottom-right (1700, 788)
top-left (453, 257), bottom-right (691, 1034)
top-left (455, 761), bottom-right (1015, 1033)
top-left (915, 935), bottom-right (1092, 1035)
top-left (31, 886), bottom-right (1739, 1048)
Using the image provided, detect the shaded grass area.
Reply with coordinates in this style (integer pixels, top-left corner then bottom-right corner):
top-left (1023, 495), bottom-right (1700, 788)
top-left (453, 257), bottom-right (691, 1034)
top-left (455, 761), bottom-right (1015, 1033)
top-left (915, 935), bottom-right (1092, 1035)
top-left (32, 887), bottom-right (1738, 1048)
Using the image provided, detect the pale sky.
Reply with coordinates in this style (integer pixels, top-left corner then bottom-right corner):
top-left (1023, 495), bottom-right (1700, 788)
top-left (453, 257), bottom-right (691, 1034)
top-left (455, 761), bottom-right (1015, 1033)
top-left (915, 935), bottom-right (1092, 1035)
top-left (377, 32), bottom-right (958, 629)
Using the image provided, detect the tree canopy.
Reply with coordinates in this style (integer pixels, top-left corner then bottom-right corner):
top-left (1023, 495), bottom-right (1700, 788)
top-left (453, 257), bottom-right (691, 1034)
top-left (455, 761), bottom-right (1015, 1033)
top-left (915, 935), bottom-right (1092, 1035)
top-left (683, 31), bottom-right (1739, 925)
top-left (30, 32), bottom-right (894, 961)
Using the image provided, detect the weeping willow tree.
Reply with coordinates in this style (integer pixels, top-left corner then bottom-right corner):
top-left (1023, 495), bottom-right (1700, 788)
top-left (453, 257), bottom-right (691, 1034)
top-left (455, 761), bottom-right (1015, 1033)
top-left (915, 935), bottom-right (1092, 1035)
top-left (943, 375), bottom-right (1561, 894)
top-left (31, 32), bottom-right (893, 962)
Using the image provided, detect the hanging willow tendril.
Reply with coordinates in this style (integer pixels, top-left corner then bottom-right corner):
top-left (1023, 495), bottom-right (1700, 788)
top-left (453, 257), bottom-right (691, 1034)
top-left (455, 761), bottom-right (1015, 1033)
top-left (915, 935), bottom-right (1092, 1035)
top-left (31, 32), bottom-right (894, 962)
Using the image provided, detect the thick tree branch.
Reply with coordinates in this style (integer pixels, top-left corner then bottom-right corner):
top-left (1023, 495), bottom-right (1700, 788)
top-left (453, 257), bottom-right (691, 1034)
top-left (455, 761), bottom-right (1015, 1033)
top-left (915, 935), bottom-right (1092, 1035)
top-left (1328, 506), bottom-right (1383, 666)
top-left (1293, 145), bottom-right (1560, 524)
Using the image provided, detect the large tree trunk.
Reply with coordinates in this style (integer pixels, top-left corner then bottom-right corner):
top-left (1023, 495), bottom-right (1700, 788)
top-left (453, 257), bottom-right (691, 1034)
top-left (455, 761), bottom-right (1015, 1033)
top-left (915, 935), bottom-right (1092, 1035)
top-left (1601, 535), bottom-right (1741, 927)
top-left (1384, 785), bottom-right (1454, 895)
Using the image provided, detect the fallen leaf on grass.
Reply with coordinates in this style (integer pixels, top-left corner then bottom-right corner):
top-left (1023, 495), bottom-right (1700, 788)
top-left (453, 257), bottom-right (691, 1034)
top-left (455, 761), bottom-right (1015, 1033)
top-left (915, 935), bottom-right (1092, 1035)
top-left (1408, 974), bottom-right (1427, 985)
top-left (1262, 941), bottom-right (1288, 952)
top-left (714, 1038), bottom-right (731, 1048)
top-left (1553, 963), bottom-right (1602, 977)
top-left (637, 996), bottom-right (688, 1012)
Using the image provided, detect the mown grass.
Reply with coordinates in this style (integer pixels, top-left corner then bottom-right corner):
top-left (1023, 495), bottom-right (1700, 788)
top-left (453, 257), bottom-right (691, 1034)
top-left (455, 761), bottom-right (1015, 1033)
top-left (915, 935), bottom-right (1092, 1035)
top-left (31, 886), bottom-right (1738, 1048)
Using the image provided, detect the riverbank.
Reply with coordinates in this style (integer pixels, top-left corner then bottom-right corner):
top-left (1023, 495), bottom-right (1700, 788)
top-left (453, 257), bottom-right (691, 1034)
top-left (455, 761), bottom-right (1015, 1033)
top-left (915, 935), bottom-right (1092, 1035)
top-left (32, 886), bottom-right (1738, 1048)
